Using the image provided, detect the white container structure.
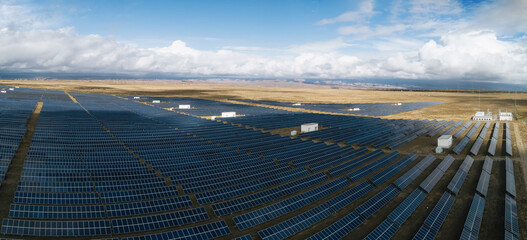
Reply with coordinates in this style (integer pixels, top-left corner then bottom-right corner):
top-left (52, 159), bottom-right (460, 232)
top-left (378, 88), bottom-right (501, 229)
top-left (221, 112), bottom-right (236, 118)
top-left (133, 96), bottom-right (140, 99)
top-left (211, 116), bottom-right (216, 120)
top-left (152, 100), bottom-right (161, 103)
top-left (396, 103), bottom-right (402, 106)
top-left (499, 112), bottom-right (513, 121)
top-left (473, 111), bottom-right (492, 121)
top-left (292, 103), bottom-right (302, 106)
top-left (291, 130), bottom-right (297, 136)
top-left (169, 107), bottom-right (174, 111)
top-left (301, 123), bottom-right (318, 133)
top-left (8, 88), bottom-right (14, 91)
top-left (438, 135), bottom-right (453, 148)
top-left (349, 108), bottom-right (360, 111)
top-left (179, 105), bottom-right (191, 109)
top-left (1, 90), bottom-right (6, 93)
top-left (15, 86), bottom-right (19, 88)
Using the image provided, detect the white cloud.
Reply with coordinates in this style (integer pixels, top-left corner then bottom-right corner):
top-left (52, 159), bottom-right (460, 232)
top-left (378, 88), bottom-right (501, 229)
top-left (316, 0), bottom-right (376, 25)
top-left (0, 0), bottom-right (526, 84)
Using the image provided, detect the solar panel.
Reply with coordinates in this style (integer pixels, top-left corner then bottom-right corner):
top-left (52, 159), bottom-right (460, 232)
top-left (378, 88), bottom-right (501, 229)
top-left (370, 153), bottom-right (418, 186)
top-left (356, 185), bottom-right (399, 219)
top-left (257, 204), bottom-right (332, 240)
top-left (327, 181), bottom-right (373, 211)
top-left (348, 151), bottom-right (401, 181)
top-left (470, 138), bottom-right (484, 155)
top-left (420, 169), bottom-right (445, 194)
top-left (388, 189), bottom-right (426, 226)
top-left (506, 171), bottom-right (517, 198)
top-left (306, 211), bottom-right (363, 240)
top-left (459, 155), bottom-right (474, 173)
top-left (363, 219), bottom-right (399, 240)
top-left (506, 157), bottom-right (514, 173)
top-left (505, 195), bottom-right (519, 237)
top-left (506, 139), bottom-right (513, 156)
top-left (476, 171), bottom-right (491, 197)
top-left (462, 194), bottom-right (485, 239)
top-left (437, 155), bottom-right (455, 172)
top-left (120, 221), bottom-right (231, 240)
top-left (416, 192), bottom-right (455, 238)
top-left (453, 137), bottom-right (470, 154)
top-left (487, 138), bottom-right (497, 156)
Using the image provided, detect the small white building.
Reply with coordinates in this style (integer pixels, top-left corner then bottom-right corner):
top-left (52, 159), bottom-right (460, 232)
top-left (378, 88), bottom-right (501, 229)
top-left (396, 103), bottom-right (402, 106)
top-left (292, 103), bottom-right (302, 106)
top-left (349, 108), bottom-right (360, 111)
top-left (1, 90), bottom-right (6, 93)
top-left (499, 111), bottom-right (513, 121)
top-left (211, 116), bottom-right (216, 120)
top-left (473, 111), bottom-right (492, 121)
top-left (8, 88), bottom-right (14, 91)
top-left (291, 130), bottom-right (297, 136)
top-left (179, 105), bottom-right (191, 109)
top-left (15, 86), bottom-right (19, 88)
top-left (169, 107), bottom-right (174, 111)
top-left (221, 112), bottom-right (236, 118)
top-left (301, 123), bottom-right (318, 133)
top-left (438, 135), bottom-right (453, 148)
top-left (133, 96), bottom-right (140, 99)
top-left (152, 100), bottom-right (161, 103)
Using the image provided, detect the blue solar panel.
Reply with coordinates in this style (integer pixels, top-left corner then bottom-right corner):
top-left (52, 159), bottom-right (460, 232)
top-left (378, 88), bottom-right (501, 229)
top-left (233, 235), bottom-right (253, 240)
top-left (462, 194), bottom-right (485, 239)
top-left (506, 157), bottom-right (514, 173)
top-left (257, 204), bottom-right (332, 240)
top-left (420, 169), bottom-right (445, 194)
top-left (348, 151), bottom-right (401, 181)
top-left (306, 211), bottom-right (363, 240)
top-left (394, 154), bottom-right (436, 190)
top-left (327, 181), bottom-right (373, 211)
top-left (505, 195), bottom-right (519, 237)
top-left (356, 185), bottom-right (399, 219)
top-left (363, 219), bottom-right (399, 240)
top-left (120, 221), bottom-right (231, 240)
top-left (453, 137), bottom-right (470, 154)
top-left (436, 155), bottom-right (455, 172)
top-left (413, 225), bottom-right (436, 240)
top-left (388, 188), bottom-right (426, 226)
top-left (423, 192), bottom-right (455, 233)
top-left (447, 156), bottom-right (474, 195)
top-left (506, 171), bottom-right (517, 198)
top-left (369, 153), bottom-right (418, 186)
top-left (476, 171), bottom-right (491, 197)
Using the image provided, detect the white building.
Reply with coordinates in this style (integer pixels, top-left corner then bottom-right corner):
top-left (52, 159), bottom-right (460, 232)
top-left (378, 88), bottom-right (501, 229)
top-left (396, 103), bottom-right (402, 106)
top-left (301, 123), bottom-right (318, 133)
top-left (15, 86), bottom-right (19, 88)
top-left (133, 96), bottom-right (140, 99)
top-left (221, 112), bottom-right (236, 118)
top-left (499, 111), bottom-right (513, 121)
top-left (152, 100), bottom-right (161, 103)
top-left (8, 88), bottom-right (14, 91)
top-left (291, 130), bottom-right (297, 136)
top-left (438, 135), bottom-right (453, 148)
top-left (1, 90), bottom-right (6, 93)
top-left (349, 108), bottom-right (360, 111)
top-left (211, 116), bottom-right (216, 120)
top-left (292, 103), bottom-right (302, 106)
top-left (473, 111), bottom-right (493, 121)
top-left (179, 105), bottom-right (191, 109)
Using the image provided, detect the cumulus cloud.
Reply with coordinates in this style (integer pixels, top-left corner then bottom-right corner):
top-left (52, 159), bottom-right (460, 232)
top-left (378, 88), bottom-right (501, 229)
top-left (0, 0), bottom-right (526, 84)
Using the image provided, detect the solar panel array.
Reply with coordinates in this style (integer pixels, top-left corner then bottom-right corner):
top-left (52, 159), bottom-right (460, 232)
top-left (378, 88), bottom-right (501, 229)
top-left (487, 123), bottom-right (500, 156)
top-left (414, 192), bottom-right (456, 239)
top-left (505, 123), bottom-right (513, 156)
top-left (453, 121), bottom-right (482, 154)
top-left (476, 156), bottom-right (493, 197)
top-left (470, 122), bottom-right (490, 155)
top-left (419, 155), bottom-right (454, 193)
top-left (0, 88), bottom-right (521, 239)
top-left (0, 88), bottom-right (41, 189)
top-left (447, 156), bottom-right (474, 195)
top-left (231, 99), bottom-right (443, 116)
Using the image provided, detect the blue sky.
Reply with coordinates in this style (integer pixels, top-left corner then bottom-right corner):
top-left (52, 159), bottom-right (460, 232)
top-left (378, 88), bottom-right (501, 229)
top-left (0, 0), bottom-right (526, 84)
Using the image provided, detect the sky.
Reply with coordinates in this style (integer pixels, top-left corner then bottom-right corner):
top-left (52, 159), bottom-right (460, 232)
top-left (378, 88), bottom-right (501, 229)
top-left (0, 0), bottom-right (526, 85)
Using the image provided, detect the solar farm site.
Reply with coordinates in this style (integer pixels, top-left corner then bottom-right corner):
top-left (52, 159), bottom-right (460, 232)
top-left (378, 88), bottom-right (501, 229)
top-left (0, 85), bottom-right (525, 240)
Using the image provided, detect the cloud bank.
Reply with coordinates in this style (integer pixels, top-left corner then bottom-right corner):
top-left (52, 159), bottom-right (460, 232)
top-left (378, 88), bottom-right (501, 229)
top-left (0, 0), bottom-right (526, 84)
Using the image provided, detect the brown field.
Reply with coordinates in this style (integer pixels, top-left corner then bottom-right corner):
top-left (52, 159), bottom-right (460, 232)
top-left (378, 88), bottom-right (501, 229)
top-left (1, 79), bottom-right (526, 239)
